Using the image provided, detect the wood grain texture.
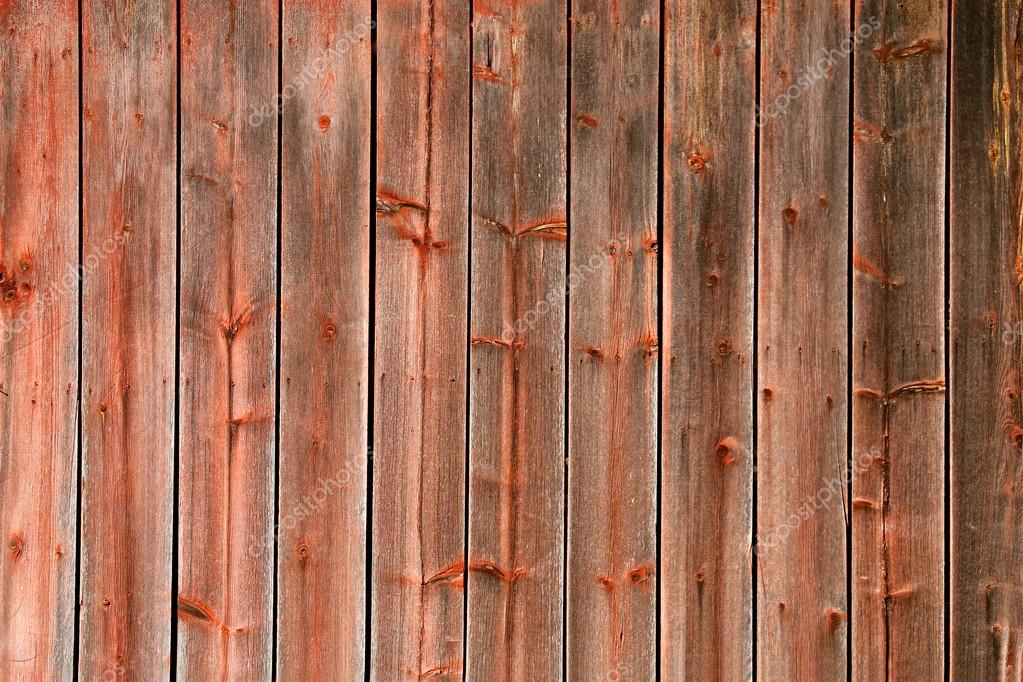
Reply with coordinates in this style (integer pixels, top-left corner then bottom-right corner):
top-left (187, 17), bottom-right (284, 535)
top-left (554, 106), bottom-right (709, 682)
top-left (372, 0), bottom-right (469, 679)
top-left (950, 0), bottom-right (1023, 677)
top-left (467, 0), bottom-right (567, 678)
top-left (757, 2), bottom-right (850, 679)
top-left (178, 0), bottom-right (278, 678)
top-left (0, 1), bottom-right (79, 679)
top-left (78, 1), bottom-right (176, 679)
top-left (567, 1), bottom-right (659, 680)
top-left (851, 1), bottom-right (946, 679)
top-left (278, 2), bottom-right (371, 679)
top-left (660, 1), bottom-right (756, 679)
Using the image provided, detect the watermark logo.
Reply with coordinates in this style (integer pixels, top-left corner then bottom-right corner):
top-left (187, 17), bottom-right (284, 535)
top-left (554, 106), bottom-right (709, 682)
top-left (756, 16), bottom-right (880, 127)
top-left (248, 17), bottom-right (374, 128)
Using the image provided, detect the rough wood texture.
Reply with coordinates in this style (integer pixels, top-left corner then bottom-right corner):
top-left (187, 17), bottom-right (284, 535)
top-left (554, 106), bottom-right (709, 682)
top-left (372, 0), bottom-right (470, 679)
top-left (950, 0), bottom-right (1023, 677)
top-left (567, 1), bottom-right (659, 680)
top-left (78, 1), bottom-right (176, 679)
top-left (178, 1), bottom-right (277, 678)
top-left (660, 1), bottom-right (756, 679)
top-left (467, 0), bottom-right (567, 678)
top-left (0, 1), bottom-right (79, 679)
top-left (757, 2), bottom-right (850, 679)
top-left (278, 2), bottom-right (371, 678)
top-left (851, 1), bottom-right (946, 679)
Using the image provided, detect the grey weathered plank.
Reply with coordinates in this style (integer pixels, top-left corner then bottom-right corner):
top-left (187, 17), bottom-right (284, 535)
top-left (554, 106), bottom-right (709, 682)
top-left (0, 1), bottom-right (79, 679)
top-left (757, 1), bottom-right (850, 678)
top-left (467, 0), bottom-right (567, 678)
top-left (372, 0), bottom-right (470, 679)
top-left (950, 0), bottom-right (1023, 676)
top-left (278, 2), bottom-right (371, 679)
top-left (79, 1), bottom-right (176, 679)
top-left (567, 1), bottom-right (659, 680)
top-left (177, 0), bottom-right (277, 677)
top-left (660, 1), bottom-right (756, 679)
top-left (851, 1), bottom-right (946, 679)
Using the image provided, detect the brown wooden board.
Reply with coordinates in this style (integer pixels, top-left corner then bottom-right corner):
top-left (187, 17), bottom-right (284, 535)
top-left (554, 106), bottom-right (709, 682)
top-left (467, 0), bottom-right (567, 678)
top-left (278, 2), bottom-right (371, 678)
top-left (851, 1), bottom-right (947, 679)
top-left (660, 1), bottom-right (756, 679)
top-left (78, 1), bottom-right (176, 679)
top-left (757, 2), bottom-right (850, 678)
top-left (950, 0), bottom-right (1023, 677)
top-left (567, 1), bottom-right (659, 680)
top-left (0, 1), bottom-right (79, 679)
top-left (178, 0), bottom-right (278, 678)
top-left (372, 0), bottom-right (470, 679)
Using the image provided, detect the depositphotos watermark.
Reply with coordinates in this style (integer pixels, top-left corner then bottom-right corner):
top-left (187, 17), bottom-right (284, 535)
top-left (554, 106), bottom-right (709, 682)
top-left (0, 229), bottom-right (130, 345)
top-left (499, 233), bottom-right (629, 345)
top-left (754, 447), bottom-right (879, 556)
top-left (756, 16), bottom-right (880, 127)
top-left (247, 452), bottom-right (366, 559)
top-left (248, 17), bottom-right (374, 128)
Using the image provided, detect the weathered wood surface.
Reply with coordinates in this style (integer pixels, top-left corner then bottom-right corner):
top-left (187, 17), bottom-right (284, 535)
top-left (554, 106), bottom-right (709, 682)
top-left (178, 0), bottom-right (278, 678)
top-left (661, 1), bottom-right (756, 679)
top-left (757, 2), bottom-right (850, 679)
top-left (278, 1), bottom-right (371, 679)
top-left (7, 2), bottom-right (1023, 679)
top-left (950, 0), bottom-right (1023, 678)
top-left (567, 1), bottom-right (659, 680)
top-left (372, 0), bottom-right (470, 679)
top-left (467, 0), bottom-right (567, 679)
top-left (852, 1), bottom-right (947, 680)
top-left (79, 1), bottom-right (176, 679)
top-left (0, 1), bottom-right (79, 679)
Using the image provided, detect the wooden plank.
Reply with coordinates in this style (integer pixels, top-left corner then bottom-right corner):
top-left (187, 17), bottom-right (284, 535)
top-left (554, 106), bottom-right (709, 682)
top-left (177, 1), bottom-right (277, 678)
top-left (950, 0), bottom-right (1023, 676)
top-left (467, 0), bottom-right (567, 678)
top-left (372, 0), bottom-right (470, 679)
top-left (757, 2), bottom-right (850, 678)
top-left (278, 3), bottom-right (371, 678)
top-left (851, 1), bottom-right (946, 679)
top-left (566, 1), bottom-right (659, 679)
top-left (660, 1), bottom-right (756, 679)
top-left (0, 1), bottom-right (79, 679)
top-left (78, 1), bottom-right (176, 679)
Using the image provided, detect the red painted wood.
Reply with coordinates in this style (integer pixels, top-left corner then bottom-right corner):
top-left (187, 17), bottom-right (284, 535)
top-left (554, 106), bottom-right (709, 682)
top-left (278, 2), bottom-right (371, 678)
top-left (372, 0), bottom-right (470, 678)
top-left (567, 1), bottom-right (660, 679)
top-left (757, 2), bottom-right (850, 678)
top-left (950, 0), bottom-right (1023, 676)
top-left (0, 1), bottom-right (79, 679)
top-left (79, 1), bottom-right (176, 679)
top-left (178, 0), bottom-right (278, 677)
top-left (467, 0), bottom-right (567, 678)
top-left (661, 1), bottom-right (756, 679)
top-left (851, 1), bottom-right (946, 679)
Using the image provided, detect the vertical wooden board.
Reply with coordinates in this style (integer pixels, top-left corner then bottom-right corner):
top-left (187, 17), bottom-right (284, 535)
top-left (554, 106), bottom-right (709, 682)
top-left (950, 0), bottom-right (1023, 676)
top-left (467, 0), bottom-right (567, 679)
top-left (757, 2), bottom-right (850, 679)
top-left (567, 1), bottom-right (659, 680)
top-left (851, 1), bottom-right (946, 679)
top-left (178, 1), bottom-right (277, 678)
top-left (372, 0), bottom-right (469, 679)
top-left (78, 1), bottom-right (176, 679)
top-left (278, 2), bottom-right (370, 679)
top-left (660, 2), bottom-right (756, 679)
top-left (0, 1), bottom-right (78, 679)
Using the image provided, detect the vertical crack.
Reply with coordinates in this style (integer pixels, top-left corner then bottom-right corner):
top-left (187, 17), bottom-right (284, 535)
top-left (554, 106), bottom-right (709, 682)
top-left (416, 1), bottom-right (437, 678)
top-left (880, 394), bottom-right (892, 682)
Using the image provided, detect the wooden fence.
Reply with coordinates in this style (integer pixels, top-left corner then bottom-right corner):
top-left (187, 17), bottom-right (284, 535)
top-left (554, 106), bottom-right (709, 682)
top-left (0, 0), bottom-right (1016, 679)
